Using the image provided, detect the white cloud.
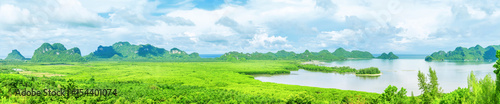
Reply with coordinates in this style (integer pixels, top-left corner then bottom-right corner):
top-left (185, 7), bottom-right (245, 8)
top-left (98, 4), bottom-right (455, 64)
top-left (2, 0), bottom-right (500, 57)
top-left (320, 29), bottom-right (361, 45)
top-left (248, 29), bottom-right (291, 49)
top-left (51, 0), bottom-right (103, 26)
top-left (0, 4), bottom-right (31, 25)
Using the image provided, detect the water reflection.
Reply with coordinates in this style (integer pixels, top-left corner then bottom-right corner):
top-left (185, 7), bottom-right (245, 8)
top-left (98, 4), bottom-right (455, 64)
top-left (356, 76), bottom-right (380, 80)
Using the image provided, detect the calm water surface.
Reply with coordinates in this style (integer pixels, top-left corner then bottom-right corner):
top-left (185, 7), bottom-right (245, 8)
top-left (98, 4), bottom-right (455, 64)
top-left (254, 57), bottom-right (496, 95)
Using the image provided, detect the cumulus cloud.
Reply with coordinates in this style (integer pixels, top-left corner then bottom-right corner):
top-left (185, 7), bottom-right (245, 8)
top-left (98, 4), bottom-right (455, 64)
top-left (247, 29), bottom-right (292, 50)
top-left (0, 4), bottom-right (31, 25)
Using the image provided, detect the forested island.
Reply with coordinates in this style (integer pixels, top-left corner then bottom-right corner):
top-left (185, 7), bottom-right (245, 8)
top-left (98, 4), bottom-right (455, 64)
top-left (218, 48), bottom-right (375, 61)
top-left (377, 52), bottom-right (399, 59)
top-left (355, 67), bottom-right (382, 76)
top-left (296, 64), bottom-right (357, 73)
top-left (425, 45), bottom-right (500, 61)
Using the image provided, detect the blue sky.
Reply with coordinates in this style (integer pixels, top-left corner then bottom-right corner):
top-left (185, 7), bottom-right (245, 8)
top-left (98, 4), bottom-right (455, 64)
top-left (1, 0), bottom-right (500, 57)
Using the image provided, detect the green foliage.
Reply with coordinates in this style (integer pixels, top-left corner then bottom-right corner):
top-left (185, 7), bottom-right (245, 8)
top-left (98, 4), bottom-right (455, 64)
top-left (425, 45), bottom-right (500, 61)
top-left (341, 95), bottom-right (370, 104)
top-left (468, 72), bottom-right (496, 103)
top-left (494, 50), bottom-right (500, 103)
top-left (296, 64), bottom-right (356, 73)
top-left (31, 43), bottom-right (86, 62)
top-left (285, 92), bottom-right (315, 104)
top-left (356, 67), bottom-right (381, 74)
top-left (5, 50), bottom-right (25, 60)
top-left (440, 69), bottom-right (500, 104)
top-left (377, 85), bottom-right (407, 103)
top-left (440, 87), bottom-right (471, 104)
top-left (283, 64), bottom-right (299, 71)
top-left (0, 60), bottom-right (379, 103)
top-left (377, 52), bottom-right (399, 59)
top-left (417, 67), bottom-right (442, 104)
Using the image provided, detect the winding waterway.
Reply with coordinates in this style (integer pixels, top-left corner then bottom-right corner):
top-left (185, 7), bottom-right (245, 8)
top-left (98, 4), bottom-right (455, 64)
top-left (254, 55), bottom-right (496, 95)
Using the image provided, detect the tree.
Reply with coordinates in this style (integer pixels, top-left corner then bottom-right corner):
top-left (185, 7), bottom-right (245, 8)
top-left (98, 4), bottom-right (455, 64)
top-left (418, 67), bottom-right (441, 104)
top-left (494, 50), bottom-right (500, 103)
top-left (378, 85), bottom-right (407, 103)
top-left (429, 67), bottom-right (441, 97)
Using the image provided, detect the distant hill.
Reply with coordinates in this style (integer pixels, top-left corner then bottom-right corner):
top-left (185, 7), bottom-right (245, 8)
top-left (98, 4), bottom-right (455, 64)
top-left (218, 48), bottom-right (374, 61)
top-left (5, 49), bottom-right (26, 60)
top-left (332, 48), bottom-right (374, 59)
top-left (31, 43), bottom-right (85, 62)
top-left (425, 45), bottom-right (500, 61)
top-left (377, 52), bottom-right (399, 59)
top-left (85, 42), bottom-right (200, 60)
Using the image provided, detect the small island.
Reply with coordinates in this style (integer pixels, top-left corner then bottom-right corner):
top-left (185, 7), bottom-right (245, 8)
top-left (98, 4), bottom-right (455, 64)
top-left (377, 52), bottom-right (399, 59)
top-left (355, 67), bottom-right (382, 76)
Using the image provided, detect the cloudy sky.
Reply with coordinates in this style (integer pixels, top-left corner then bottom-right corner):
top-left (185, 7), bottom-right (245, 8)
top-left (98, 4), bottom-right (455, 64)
top-left (1, 0), bottom-right (500, 57)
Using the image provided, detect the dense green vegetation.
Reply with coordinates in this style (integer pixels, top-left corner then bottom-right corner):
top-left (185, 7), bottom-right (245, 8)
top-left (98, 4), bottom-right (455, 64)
top-left (296, 64), bottom-right (357, 73)
top-left (376, 85), bottom-right (407, 103)
top-left (356, 67), bottom-right (381, 74)
top-left (0, 60), bottom-right (379, 103)
top-left (84, 42), bottom-right (201, 61)
top-left (377, 52), bottom-right (399, 59)
top-left (417, 67), bottom-right (442, 103)
top-left (218, 48), bottom-right (374, 61)
top-left (5, 50), bottom-right (26, 60)
top-left (31, 43), bottom-right (86, 62)
top-left (425, 45), bottom-right (500, 61)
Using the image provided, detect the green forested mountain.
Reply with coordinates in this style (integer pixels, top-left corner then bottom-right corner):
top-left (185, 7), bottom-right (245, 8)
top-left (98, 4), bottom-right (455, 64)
top-left (31, 43), bottom-right (86, 62)
top-left (377, 52), bottom-right (399, 59)
top-left (425, 45), bottom-right (500, 61)
top-left (218, 48), bottom-right (374, 61)
top-left (85, 42), bottom-right (200, 61)
top-left (332, 48), bottom-right (351, 58)
top-left (5, 50), bottom-right (26, 60)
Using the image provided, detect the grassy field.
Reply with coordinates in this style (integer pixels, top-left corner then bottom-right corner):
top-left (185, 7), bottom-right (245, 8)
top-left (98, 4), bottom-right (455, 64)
top-left (0, 60), bottom-right (379, 103)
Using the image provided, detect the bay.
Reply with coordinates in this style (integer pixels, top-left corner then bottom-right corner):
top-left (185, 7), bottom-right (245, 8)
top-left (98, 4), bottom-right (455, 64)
top-left (254, 56), bottom-right (496, 95)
